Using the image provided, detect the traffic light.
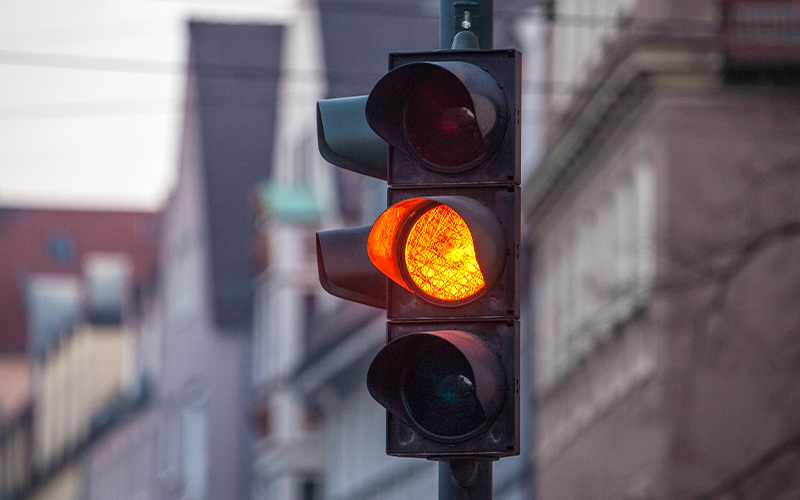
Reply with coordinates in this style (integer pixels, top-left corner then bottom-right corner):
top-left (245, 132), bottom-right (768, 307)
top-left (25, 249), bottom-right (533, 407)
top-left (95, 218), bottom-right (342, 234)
top-left (316, 49), bottom-right (520, 459)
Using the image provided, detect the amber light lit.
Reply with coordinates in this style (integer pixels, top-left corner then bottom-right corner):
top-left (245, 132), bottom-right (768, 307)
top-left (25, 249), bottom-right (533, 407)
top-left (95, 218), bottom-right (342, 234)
top-left (404, 205), bottom-right (485, 301)
top-left (368, 199), bottom-right (422, 292)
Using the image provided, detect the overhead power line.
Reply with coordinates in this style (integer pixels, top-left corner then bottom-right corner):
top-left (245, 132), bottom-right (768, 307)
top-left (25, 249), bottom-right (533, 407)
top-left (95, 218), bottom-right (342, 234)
top-left (0, 99), bottom-right (179, 120)
top-left (0, 49), bottom-right (378, 81)
top-left (0, 50), bottom-right (182, 75)
top-left (155, 0), bottom-right (719, 29)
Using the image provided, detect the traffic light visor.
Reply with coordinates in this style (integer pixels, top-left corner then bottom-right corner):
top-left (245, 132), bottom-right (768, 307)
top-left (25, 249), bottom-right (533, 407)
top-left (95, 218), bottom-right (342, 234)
top-left (368, 197), bottom-right (506, 305)
top-left (366, 61), bottom-right (508, 173)
top-left (367, 330), bottom-right (506, 442)
top-left (316, 226), bottom-right (388, 309)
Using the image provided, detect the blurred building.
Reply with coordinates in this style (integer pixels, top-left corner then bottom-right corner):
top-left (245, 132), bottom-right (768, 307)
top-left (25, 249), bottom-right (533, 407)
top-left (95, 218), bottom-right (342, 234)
top-left (79, 21), bottom-right (284, 500)
top-left (0, 21), bottom-right (284, 500)
top-left (250, 0), bottom-right (439, 497)
top-left (525, 0), bottom-right (800, 498)
top-left (0, 208), bottom-right (158, 500)
top-left (249, 1), bottom-right (329, 499)
top-left (251, 1), bottom-right (544, 500)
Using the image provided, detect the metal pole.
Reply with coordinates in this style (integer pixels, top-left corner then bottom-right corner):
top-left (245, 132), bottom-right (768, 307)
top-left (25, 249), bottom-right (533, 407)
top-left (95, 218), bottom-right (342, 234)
top-left (438, 0), bottom-right (495, 497)
top-left (439, 460), bottom-right (493, 500)
top-left (440, 0), bottom-right (494, 50)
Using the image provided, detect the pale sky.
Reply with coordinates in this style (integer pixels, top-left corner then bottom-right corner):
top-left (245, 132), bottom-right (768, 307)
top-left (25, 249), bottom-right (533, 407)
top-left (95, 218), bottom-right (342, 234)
top-left (0, 0), bottom-right (295, 211)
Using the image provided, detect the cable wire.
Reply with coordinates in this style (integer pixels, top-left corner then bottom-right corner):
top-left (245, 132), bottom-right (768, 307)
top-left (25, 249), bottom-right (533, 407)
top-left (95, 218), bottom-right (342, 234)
top-left (0, 99), bottom-right (178, 120)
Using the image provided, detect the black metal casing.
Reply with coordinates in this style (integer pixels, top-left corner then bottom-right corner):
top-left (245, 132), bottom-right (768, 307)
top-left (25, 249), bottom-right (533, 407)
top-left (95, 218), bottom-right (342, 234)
top-left (377, 50), bottom-right (521, 187)
top-left (364, 49), bottom-right (521, 459)
top-left (382, 320), bottom-right (520, 458)
top-left (386, 186), bottom-right (520, 321)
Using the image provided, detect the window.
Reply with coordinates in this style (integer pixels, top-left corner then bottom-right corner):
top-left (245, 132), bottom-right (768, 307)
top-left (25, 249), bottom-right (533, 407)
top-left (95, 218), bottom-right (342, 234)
top-left (26, 275), bottom-right (80, 355)
top-left (535, 159), bottom-right (655, 388)
top-left (253, 399), bottom-right (272, 439)
top-left (83, 252), bottom-right (132, 325)
top-left (47, 234), bottom-right (74, 265)
top-left (158, 387), bottom-right (207, 500)
top-left (301, 292), bottom-right (317, 350)
top-left (303, 404), bottom-right (321, 433)
top-left (164, 241), bottom-right (202, 327)
top-left (293, 131), bottom-right (316, 186)
top-left (300, 479), bottom-right (320, 500)
top-left (182, 402), bottom-right (207, 500)
top-left (160, 407), bottom-right (181, 480)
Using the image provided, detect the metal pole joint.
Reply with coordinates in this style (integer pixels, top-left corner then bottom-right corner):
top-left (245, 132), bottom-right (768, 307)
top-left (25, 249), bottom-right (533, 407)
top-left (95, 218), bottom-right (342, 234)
top-left (440, 0), bottom-right (494, 50)
top-left (438, 460), bottom-right (494, 500)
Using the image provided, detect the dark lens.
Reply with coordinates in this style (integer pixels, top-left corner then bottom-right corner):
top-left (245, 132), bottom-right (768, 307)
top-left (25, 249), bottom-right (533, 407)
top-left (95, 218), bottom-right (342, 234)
top-left (403, 342), bottom-right (486, 437)
top-left (405, 70), bottom-right (486, 168)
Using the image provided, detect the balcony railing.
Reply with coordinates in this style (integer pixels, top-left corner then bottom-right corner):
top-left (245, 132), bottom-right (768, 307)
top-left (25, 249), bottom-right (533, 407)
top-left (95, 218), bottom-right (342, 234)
top-left (722, 0), bottom-right (800, 67)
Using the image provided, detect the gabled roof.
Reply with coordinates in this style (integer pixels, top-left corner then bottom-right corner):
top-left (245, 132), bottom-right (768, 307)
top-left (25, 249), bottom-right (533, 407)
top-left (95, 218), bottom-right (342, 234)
top-left (0, 207), bottom-right (158, 353)
top-left (318, 0), bottom-right (439, 99)
top-left (188, 21), bottom-right (284, 330)
top-left (317, 0), bottom-right (438, 222)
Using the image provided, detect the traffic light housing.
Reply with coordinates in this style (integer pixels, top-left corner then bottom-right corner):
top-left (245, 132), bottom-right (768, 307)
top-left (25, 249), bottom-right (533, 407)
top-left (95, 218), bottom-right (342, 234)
top-left (316, 49), bottom-right (520, 459)
top-left (366, 54), bottom-right (519, 186)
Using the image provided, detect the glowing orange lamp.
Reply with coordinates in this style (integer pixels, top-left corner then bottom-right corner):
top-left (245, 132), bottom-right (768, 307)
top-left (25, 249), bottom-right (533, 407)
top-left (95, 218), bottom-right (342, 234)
top-left (367, 197), bottom-right (506, 306)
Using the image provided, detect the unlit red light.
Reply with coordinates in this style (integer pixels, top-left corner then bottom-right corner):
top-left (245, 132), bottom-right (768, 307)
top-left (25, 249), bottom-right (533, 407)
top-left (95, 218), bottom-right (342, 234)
top-left (405, 71), bottom-right (485, 168)
top-left (404, 205), bottom-right (485, 301)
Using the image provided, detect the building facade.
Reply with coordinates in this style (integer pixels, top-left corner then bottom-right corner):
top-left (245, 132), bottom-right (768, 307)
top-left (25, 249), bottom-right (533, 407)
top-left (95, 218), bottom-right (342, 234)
top-left (0, 207), bottom-right (158, 500)
top-left (525, 0), bottom-right (800, 498)
top-left (250, 2), bottom-right (329, 498)
top-left (80, 21), bottom-right (283, 500)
